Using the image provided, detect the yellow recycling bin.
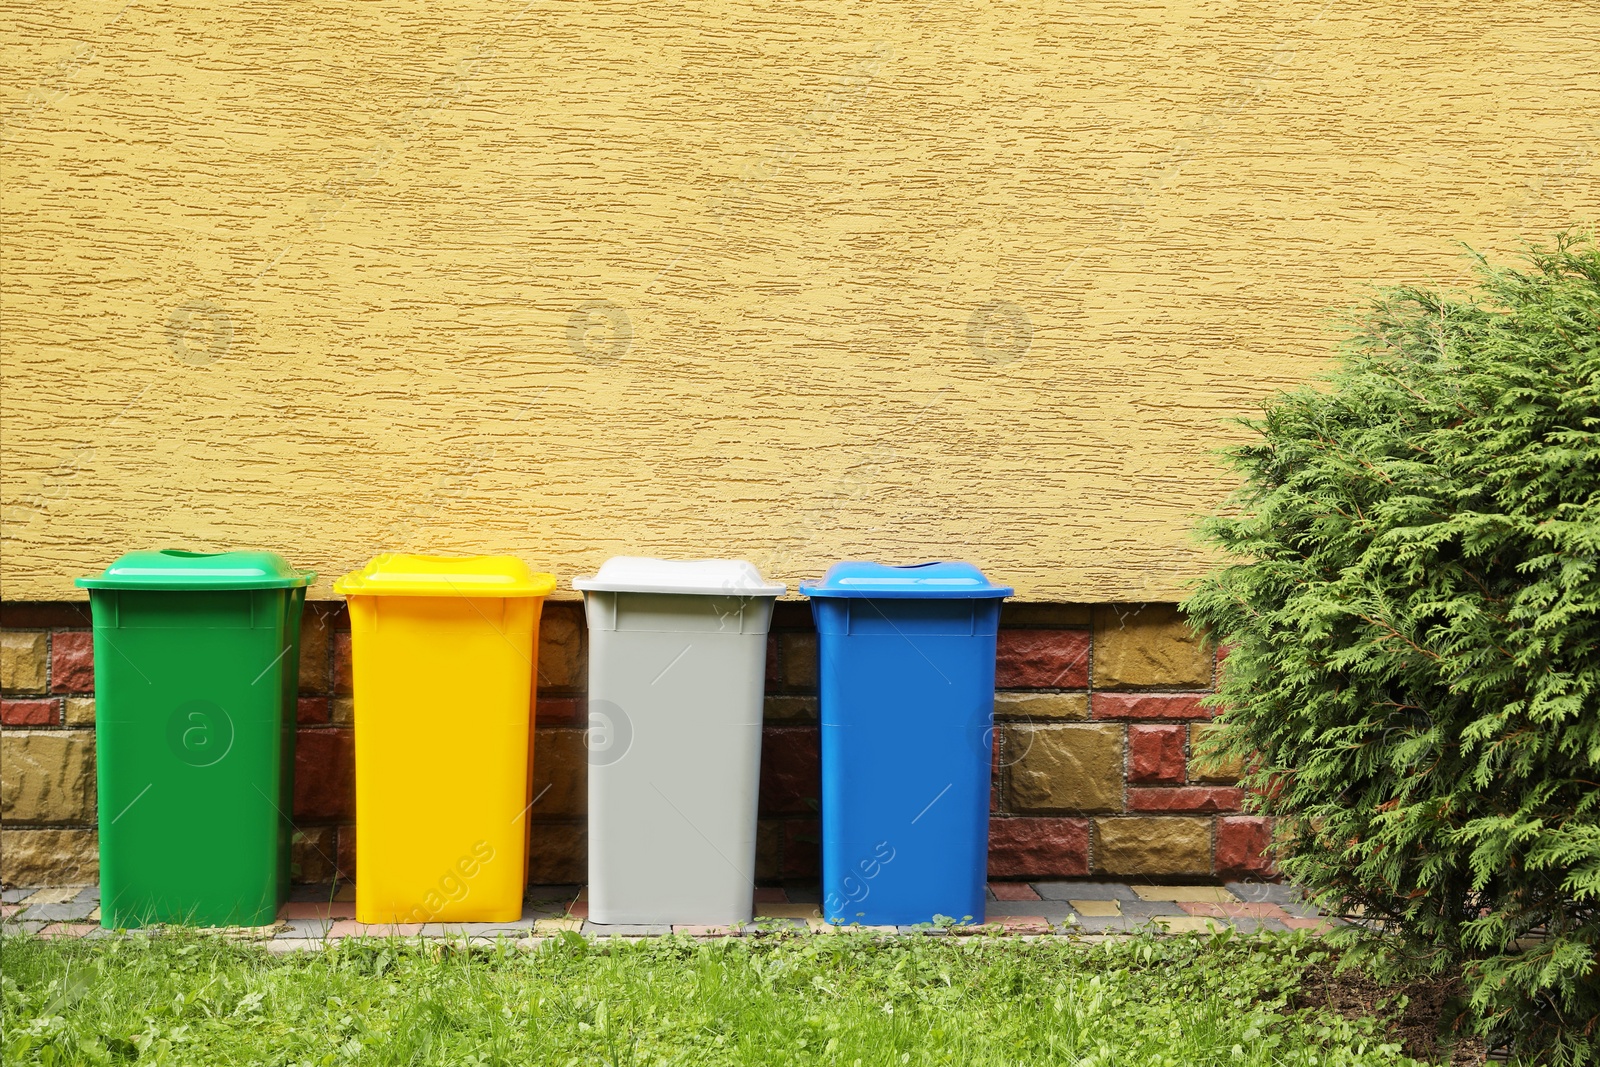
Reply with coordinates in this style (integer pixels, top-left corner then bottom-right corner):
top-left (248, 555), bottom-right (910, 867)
top-left (334, 554), bottom-right (556, 924)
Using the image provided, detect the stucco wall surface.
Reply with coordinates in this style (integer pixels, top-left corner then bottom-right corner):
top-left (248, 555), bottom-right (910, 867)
top-left (3, 0), bottom-right (1597, 601)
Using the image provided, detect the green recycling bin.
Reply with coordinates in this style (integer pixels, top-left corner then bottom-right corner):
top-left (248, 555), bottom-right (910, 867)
top-left (76, 550), bottom-right (314, 928)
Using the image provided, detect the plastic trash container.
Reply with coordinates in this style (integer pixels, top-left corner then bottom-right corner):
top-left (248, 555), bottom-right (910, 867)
top-left (76, 550), bottom-right (314, 929)
top-left (334, 554), bottom-right (556, 924)
top-left (801, 561), bottom-right (1012, 926)
top-left (574, 557), bottom-right (785, 925)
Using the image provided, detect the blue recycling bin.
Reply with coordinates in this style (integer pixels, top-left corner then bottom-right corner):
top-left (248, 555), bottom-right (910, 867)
top-left (801, 561), bottom-right (1012, 926)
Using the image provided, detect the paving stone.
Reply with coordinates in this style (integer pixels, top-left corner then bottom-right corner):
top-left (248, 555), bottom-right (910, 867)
top-left (1068, 900), bottom-right (1121, 917)
top-left (73, 885), bottom-right (99, 903)
top-left (1226, 881), bottom-right (1300, 905)
top-left (423, 922), bottom-right (540, 937)
top-left (1130, 885), bottom-right (1236, 903)
top-left (897, 925), bottom-right (949, 935)
top-left (533, 917), bottom-right (583, 934)
top-left (1121, 900), bottom-right (1185, 919)
top-left (989, 882), bottom-right (1041, 901)
top-left (280, 902), bottom-right (356, 920)
top-left (983, 901), bottom-right (1076, 920)
top-left (671, 924), bottom-right (752, 937)
top-left (1, 888), bottom-right (33, 904)
top-left (988, 915), bottom-right (1053, 935)
top-left (276, 918), bottom-right (336, 939)
top-left (1178, 901), bottom-right (1291, 920)
top-left (755, 903), bottom-right (821, 919)
top-left (1280, 899), bottom-right (1327, 919)
top-left (1282, 916), bottom-right (1343, 933)
top-left (20, 886), bottom-right (83, 905)
top-left (1034, 881), bottom-right (1137, 901)
top-left (587, 923), bottom-right (671, 937)
top-left (1153, 915), bottom-right (1232, 934)
top-left (18, 901), bottom-right (95, 922)
top-left (1072, 914), bottom-right (1132, 934)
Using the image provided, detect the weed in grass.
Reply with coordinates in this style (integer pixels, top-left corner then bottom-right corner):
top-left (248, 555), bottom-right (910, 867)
top-left (2, 929), bottom-right (1452, 1065)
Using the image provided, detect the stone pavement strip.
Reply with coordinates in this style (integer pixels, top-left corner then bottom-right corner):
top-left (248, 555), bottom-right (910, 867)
top-left (1, 881), bottom-right (1343, 947)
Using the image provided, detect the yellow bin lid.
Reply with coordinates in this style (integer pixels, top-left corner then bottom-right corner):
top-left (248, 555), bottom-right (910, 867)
top-left (334, 554), bottom-right (557, 598)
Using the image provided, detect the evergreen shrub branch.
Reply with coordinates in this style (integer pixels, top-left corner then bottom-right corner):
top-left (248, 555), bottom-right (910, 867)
top-left (1185, 233), bottom-right (1600, 1064)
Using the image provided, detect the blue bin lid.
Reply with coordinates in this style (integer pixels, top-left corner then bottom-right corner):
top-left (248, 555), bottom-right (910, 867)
top-left (799, 561), bottom-right (1013, 599)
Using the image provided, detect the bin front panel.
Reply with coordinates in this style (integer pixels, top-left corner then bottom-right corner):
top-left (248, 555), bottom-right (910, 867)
top-left (350, 594), bottom-right (538, 924)
top-left (816, 599), bottom-right (997, 926)
top-left (92, 588), bottom-right (302, 928)
top-left (586, 592), bottom-right (768, 925)
top-left (821, 722), bottom-right (990, 926)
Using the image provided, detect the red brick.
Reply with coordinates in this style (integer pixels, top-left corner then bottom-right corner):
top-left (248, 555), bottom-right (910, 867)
top-left (333, 632), bottom-right (353, 696)
top-left (297, 697), bottom-right (330, 725)
top-left (758, 726), bottom-right (818, 816)
top-left (336, 823), bottom-right (357, 882)
top-left (995, 629), bottom-right (1090, 689)
top-left (1128, 724), bottom-right (1185, 784)
top-left (764, 633), bottom-right (780, 689)
top-left (987, 816), bottom-right (1089, 878)
top-left (989, 881), bottom-right (1041, 901)
top-left (536, 695), bottom-right (585, 726)
top-left (0, 603), bottom-right (92, 628)
top-left (753, 885), bottom-right (787, 903)
top-left (293, 728), bottom-right (355, 820)
top-left (782, 818), bottom-right (819, 878)
top-left (1216, 815), bottom-right (1276, 878)
top-left (1, 698), bottom-right (61, 725)
top-left (49, 632), bottom-right (94, 693)
top-left (1090, 692), bottom-right (1211, 720)
top-left (1127, 787), bottom-right (1242, 813)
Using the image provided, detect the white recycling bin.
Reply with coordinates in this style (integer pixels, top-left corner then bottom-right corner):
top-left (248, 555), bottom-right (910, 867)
top-left (574, 557), bottom-right (785, 925)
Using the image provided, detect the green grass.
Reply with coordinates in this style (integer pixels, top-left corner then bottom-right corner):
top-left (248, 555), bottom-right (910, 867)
top-left (3, 929), bottom-right (1439, 1066)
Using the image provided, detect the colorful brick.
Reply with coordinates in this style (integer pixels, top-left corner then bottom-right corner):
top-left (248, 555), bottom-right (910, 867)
top-left (995, 629), bottom-right (1090, 688)
top-left (1128, 724), bottom-right (1185, 784)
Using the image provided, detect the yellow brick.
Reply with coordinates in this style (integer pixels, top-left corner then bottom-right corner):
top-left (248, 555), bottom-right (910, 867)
top-left (0, 828), bottom-right (98, 885)
top-left (1093, 817), bottom-right (1211, 877)
top-left (994, 692), bottom-right (1089, 721)
top-left (1189, 722), bottom-right (1245, 783)
top-left (1068, 899), bottom-right (1121, 917)
top-left (331, 697), bottom-right (355, 725)
top-left (0, 731), bottom-right (96, 823)
top-left (1, 632), bottom-right (48, 694)
top-left (1008, 723), bottom-right (1124, 813)
top-left (64, 697), bottom-right (95, 726)
top-left (1092, 605), bottom-right (1214, 688)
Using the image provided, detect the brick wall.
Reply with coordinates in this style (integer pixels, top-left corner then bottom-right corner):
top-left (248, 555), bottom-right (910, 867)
top-left (0, 600), bottom-right (1273, 887)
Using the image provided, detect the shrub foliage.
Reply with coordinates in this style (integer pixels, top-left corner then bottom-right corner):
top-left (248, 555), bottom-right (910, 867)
top-left (1185, 235), bottom-right (1600, 1064)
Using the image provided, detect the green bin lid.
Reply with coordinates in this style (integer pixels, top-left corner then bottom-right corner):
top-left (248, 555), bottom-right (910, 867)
top-left (76, 550), bottom-right (316, 590)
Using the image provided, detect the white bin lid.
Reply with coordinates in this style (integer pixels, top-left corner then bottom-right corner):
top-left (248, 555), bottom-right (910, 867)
top-left (573, 556), bottom-right (786, 596)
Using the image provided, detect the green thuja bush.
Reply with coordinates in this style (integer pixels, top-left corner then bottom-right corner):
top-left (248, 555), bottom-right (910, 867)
top-left (1185, 234), bottom-right (1600, 1064)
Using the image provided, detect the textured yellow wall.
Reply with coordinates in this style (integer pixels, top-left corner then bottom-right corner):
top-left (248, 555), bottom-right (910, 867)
top-left (3, 0), bottom-right (1596, 601)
